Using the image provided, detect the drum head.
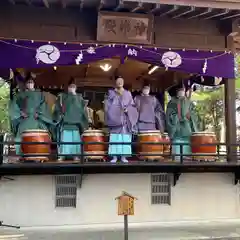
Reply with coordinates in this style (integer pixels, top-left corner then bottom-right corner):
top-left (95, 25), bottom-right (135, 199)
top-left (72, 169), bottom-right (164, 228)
top-left (84, 130), bottom-right (103, 133)
top-left (82, 129), bottom-right (104, 136)
top-left (138, 130), bottom-right (161, 136)
top-left (22, 129), bottom-right (49, 133)
top-left (139, 130), bottom-right (161, 134)
top-left (192, 132), bottom-right (215, 136)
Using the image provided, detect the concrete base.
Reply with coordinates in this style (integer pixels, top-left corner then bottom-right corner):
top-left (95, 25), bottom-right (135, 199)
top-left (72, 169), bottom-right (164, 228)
top-left (3, 221), bottom-right (240, 240)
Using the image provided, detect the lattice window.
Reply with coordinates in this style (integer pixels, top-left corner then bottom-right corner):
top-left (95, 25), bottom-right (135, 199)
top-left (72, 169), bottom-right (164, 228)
top-left (151, 173), bottom-right (171, 205)
top-left (55, 175), bottom-right (78, 208)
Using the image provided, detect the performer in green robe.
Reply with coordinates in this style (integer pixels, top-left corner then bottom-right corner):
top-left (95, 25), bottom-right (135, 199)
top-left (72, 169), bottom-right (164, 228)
top-left (8, 75), bottom-right (54, 157)
top-left (53, 79), bottom-right (88, 161)
top-left (166, 84), bottom-right (198, 161)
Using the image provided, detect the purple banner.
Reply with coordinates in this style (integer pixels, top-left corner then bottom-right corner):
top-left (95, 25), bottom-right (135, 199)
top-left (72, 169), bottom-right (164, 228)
top-left (0, 39), bottom-right (235, 79)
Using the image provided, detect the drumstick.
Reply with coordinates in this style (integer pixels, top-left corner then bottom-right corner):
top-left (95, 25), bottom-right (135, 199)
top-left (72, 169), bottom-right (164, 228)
top-left (60, 94), bottom-right (63, 110)
top-left (56, 94), bottom-right (64, 125)
top-left (188, 88), bottom-right (193, 99)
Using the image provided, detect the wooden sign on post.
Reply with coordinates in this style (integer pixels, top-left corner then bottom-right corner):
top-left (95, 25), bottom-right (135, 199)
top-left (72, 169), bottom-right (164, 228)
top-left (116, 193), bottom-right (135, 215)
top-left (115, 191), bottom-right (138, 240)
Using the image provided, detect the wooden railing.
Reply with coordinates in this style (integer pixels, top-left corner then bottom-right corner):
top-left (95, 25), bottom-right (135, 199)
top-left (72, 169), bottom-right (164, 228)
top-left (0, 138), bottom-right (238, 164)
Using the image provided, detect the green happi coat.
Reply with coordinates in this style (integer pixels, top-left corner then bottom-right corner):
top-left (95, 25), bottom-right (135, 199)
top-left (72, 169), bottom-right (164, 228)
top-left (53, 93), bottom-right (88, 157)
top-left (9, 90), bottom-right (54, 155)
top-left (166, 97), bottom-right (198, 139)
top-left (166, 97), bottom-right (198, 159)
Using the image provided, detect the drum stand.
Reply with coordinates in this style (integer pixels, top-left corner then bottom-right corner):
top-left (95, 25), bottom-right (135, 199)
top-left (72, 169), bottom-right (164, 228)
top-left (20, 156), bottom-right (48, 163)
top-left (140, 155), bottom-right (164, 162)
top-left (84, 153), bottom-right (106, 162)
top-left (192, 156), bottom-right (217, 162)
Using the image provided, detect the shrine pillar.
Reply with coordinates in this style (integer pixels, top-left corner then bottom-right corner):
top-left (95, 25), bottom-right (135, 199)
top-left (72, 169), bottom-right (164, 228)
top-left (225, 35), bottom-right (237, 162)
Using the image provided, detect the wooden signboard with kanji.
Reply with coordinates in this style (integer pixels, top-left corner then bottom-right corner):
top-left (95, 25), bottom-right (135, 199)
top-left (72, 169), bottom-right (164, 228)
top-left (115, 191), bottom-right (137, 216)
top-left (97, 11), bottom-right (153, 44)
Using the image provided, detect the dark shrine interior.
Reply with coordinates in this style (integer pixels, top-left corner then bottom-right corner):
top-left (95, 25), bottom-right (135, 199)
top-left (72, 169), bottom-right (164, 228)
top-left (24, 57), bottom-right (191, 109)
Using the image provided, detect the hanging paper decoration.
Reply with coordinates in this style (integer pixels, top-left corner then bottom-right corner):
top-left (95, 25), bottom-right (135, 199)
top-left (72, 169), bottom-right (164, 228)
top-left (214, 77), bottom-right (222, 85)
top-left (235, 53), bottom-right (239, 78)
top-left (9, 69), bottom-right (14, 80)
top-left (202, 59), bottom-right (208, 74)
top-left (75, 51), bottom-right (83, 65)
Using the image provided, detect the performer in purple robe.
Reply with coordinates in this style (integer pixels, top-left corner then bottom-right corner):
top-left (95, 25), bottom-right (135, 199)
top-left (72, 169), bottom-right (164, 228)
top-left (134, 83), bottom-right (165, 132)
top-left (105, 77), bottom-right (138, 163)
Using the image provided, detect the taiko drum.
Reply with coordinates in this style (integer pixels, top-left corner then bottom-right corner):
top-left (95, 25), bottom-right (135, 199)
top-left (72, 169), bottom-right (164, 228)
top-left (21, 129), bottom-right (51, 161)
top-left (82, 130), bottom-right (105, 160)
top-left (191, 132), bottom-right (217, 161)
top-left (138, 131), bottom-right (163, 160)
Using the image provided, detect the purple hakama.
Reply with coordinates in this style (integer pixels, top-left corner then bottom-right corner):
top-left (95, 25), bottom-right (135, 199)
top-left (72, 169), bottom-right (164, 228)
top-left (105, 89), bottom-right (138, 156)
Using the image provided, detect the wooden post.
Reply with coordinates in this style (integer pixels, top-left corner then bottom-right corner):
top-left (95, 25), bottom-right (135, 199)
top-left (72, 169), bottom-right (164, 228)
top-left (225, 78), bottom-right (237, 162)
top-left (226, 35), bottom-right (237, 162)
top-left (124, 215), bottom-right (128, 240)
top-left (115, 191), bottom-right (137, 240)
top-left (0, 134), bottom-right (3, 165)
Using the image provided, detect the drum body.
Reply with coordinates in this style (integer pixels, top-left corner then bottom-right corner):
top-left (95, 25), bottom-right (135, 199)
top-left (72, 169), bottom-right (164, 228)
top-left (21, 130), bottom-right (51, 161)
top-left (162, 133), bottom-right (171, 157)
top-left (138, 131), bottom-right (163, 160)
top-left (82, 130), bottom-right (105, 160)
top-left (191, 132), bottom-right (217, 161)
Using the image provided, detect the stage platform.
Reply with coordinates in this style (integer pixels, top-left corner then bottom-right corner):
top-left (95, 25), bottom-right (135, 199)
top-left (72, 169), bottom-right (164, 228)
top-left (0, 160), bottom-right (240, 176)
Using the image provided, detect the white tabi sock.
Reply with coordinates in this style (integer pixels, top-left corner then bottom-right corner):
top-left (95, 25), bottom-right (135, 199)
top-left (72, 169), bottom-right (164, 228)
top-left (121, 156), bottom-right (128, 163)
top-left (74, 157), bottom-right (80, 161)
top-left (58, 157), bottom-right (64, 162)
top-left (110, 156), bottom-right (118, 163)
